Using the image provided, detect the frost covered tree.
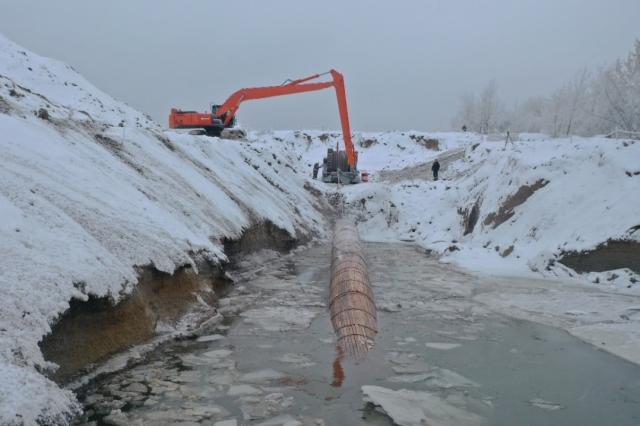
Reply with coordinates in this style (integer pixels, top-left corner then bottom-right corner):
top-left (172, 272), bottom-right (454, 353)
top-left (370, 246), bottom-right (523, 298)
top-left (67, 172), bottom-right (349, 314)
top-left (563, 68), bottom-right (589, 136)
top-left (453, 93), bottom-right (479, 132)
top-left (453, 80), bottom-right (502, 134)
top-left (600, 40), bottom-right (640, 132)
top-left (453, 39), bottom-right (640, 137)
top-left (478, 79), bottom-right (499, 134)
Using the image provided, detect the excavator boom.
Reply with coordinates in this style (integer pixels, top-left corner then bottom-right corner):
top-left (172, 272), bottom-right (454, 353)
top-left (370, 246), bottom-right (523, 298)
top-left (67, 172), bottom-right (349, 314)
top-left (214, 69), bottom-right (356, 168)
top-left (169, 70), bottom-right (357, 170)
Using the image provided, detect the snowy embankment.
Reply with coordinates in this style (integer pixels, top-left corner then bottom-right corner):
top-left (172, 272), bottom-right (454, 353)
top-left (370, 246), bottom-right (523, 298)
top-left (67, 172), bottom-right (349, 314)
top-left (343, 134), bottom-right (640, 290)
top-left (246, 129), bottom-right (639, 289)
top-left (0, 34), bottom-right (328, 424)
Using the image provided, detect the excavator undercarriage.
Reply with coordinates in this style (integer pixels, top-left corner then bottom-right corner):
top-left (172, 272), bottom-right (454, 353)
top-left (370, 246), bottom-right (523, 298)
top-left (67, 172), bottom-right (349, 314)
top-left (322, 148), bottom-right (360, 184)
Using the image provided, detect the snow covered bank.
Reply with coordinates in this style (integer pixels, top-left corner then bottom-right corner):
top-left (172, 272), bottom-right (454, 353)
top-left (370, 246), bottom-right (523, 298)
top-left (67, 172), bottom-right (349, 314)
top-left (0, 34), bottom-right (327, 424)
top-left (247, 129), bottom-right (470, 175)
top-left (343, 134), bottom-right (640, 290)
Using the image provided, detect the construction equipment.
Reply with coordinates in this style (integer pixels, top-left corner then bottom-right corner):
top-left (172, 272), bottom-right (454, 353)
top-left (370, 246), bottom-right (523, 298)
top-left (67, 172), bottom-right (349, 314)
top-left (169, 69), bottom-right (361, 184)
top-left (169, 105), bottom-right (237, 137)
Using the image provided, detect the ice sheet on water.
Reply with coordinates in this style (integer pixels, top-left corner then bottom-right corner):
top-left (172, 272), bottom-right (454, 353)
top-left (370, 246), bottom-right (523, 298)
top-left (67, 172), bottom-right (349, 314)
top-left (395, 336), bottom-right (417, 346)
top-left (213, 420), bottom-right (238, 426)
top-left (528, 398), bottom-right (565, 411)
top-left (362, 385), bottom-right (484, 426)
top-left (180, 349), bottom-right (234, 368)
top-left (387, 373), bottom-right (432, 383)
top-left (240, 393), bottom-right (293, 421)
top-left (196, 334), bottom-right (226, 343)
top-left (388, 367), bottom-right (479, 389)
top-left (228, 384), bottom-right (263, 396)
top-left (386, 351), bottom-right (431, 374)
top-left (255, 414), bottom-right (298, 425)
top-left (276, 353), bottom-right (316, 368)
top-left (425, 368), bottom-right (480, 389)
top-left (240, 306), bottom-right (319, 332)
top-left (425, 342), bottom-right (462, 350)
top-left (240, 368), bottom-right (286, 383)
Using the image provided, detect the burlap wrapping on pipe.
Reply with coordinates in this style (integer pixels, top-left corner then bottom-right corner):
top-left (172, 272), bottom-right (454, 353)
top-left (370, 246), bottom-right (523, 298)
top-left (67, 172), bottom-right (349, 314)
top-left (330, 219), bottom-right (377, 356)
top-left (330, 295), bottom-right (377, 319)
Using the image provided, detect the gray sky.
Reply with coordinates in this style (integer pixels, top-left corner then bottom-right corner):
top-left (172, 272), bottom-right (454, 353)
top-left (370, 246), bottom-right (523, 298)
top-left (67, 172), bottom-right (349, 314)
top-left (1, 0), bottom-right (638, 131)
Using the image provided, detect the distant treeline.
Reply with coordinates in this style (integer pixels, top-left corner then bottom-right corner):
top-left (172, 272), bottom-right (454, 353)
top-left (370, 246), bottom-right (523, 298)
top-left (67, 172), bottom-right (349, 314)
top-left (453, 40), bottom-right (640, 137)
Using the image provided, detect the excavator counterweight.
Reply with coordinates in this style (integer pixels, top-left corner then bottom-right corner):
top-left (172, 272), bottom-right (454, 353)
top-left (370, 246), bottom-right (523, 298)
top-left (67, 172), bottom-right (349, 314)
top-left (169, 69), bottom-right (361, 184)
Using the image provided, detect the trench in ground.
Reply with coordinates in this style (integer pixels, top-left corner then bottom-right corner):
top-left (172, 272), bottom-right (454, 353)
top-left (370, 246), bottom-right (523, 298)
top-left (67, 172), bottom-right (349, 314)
top-left (72, 242), bottom-right (640, 426)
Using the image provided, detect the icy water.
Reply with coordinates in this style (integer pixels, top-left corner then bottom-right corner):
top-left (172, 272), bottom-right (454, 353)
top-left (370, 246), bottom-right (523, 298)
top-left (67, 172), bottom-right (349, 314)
top-left (74, 242), bottom-right (640, 426)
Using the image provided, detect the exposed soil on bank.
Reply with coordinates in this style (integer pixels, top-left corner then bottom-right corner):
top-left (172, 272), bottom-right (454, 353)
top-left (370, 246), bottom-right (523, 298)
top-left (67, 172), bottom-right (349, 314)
top-left (559, 239), bottom-right (640, 274)
top-left (40, 220), bottom-right (303, 384)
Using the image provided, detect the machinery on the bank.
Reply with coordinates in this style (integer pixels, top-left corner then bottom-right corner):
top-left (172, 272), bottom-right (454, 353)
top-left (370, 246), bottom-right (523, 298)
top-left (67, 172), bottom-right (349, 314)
top-left (169, 69), bottom-right (361, 184)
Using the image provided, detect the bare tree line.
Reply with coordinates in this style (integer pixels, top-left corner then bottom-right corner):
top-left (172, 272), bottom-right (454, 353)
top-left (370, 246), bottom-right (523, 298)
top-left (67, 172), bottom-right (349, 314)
top-left (453, 39), bottom-right (640, 137)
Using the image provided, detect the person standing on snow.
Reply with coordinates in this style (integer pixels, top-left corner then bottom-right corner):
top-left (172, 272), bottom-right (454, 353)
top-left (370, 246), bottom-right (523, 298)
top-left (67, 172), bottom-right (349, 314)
top-left (431, 159), bottom-right (440, 181)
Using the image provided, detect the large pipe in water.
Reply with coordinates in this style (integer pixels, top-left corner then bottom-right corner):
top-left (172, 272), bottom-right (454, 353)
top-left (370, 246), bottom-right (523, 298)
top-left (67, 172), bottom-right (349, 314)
top-left (329, 219), bottom-right (377, 358)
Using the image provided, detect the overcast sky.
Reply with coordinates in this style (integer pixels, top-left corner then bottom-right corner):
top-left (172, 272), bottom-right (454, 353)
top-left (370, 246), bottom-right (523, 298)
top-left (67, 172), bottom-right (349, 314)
top-left (1, 1), bottom-right (638, 131)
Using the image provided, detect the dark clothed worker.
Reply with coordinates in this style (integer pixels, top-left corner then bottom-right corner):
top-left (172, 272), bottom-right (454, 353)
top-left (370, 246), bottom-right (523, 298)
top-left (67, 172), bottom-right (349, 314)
top-left (312, 162), bottom-right (320, 179)
top-left (431, 159), bottom-right (440, 181)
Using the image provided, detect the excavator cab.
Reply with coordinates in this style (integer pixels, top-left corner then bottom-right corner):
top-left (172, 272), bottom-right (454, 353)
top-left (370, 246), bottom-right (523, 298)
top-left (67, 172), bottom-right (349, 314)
top-left (211, 104), bottom-right (236, 129)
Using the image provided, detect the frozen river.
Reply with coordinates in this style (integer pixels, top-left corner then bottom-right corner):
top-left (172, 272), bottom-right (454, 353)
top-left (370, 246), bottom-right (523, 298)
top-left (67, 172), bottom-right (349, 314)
top-left (73, 242), bottom-right (640, 425)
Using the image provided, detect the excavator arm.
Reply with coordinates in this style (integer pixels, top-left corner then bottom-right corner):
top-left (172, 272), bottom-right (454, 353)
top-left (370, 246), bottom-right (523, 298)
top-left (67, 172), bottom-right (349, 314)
top-left (214, 70), bottom-right (356, 169)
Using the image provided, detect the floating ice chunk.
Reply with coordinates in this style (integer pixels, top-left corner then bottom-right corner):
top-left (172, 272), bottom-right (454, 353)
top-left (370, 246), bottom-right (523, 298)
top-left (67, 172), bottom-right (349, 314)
top-left (277, 353), bottom-right (316, 367)
top-left (209, 372), bottom-right (237, 386)
top-left (180, 349), bottom-right (234, 368)
top-left (228, 384), bottom-right (263, 396)
top-left (240, 368), bottom-right (286, 383)
top-left (214, 420), bottom-right (238, 426)
top-left (362, 385), bottom-right (483, 426)
top-left (197, 334), bottom-right (226, 343)
top-left (425, 368), bottom-right (480, 389)
top-left (388, 373), bottom-right (431, 383)
top-left (256, 414), bottom-right (300, 425)
top-left (240, 394), bottom-right (284, 420)
top-left (122, 382), bottom-right (148, 393)
top-left (396, 336), bottom-right (417, 346)
top-left (528, 398), bottom-right (565, 411)
top-left (425, 342), bottom-right (461, 350)
top-left (241, 306), bottom-right (318, 331)
top-left (102, 409), bottom-right (133, 426)
top-left (195, 313), bottom-right (224, 333)
top-left (174, 370), bottom-right (204, 384)
top-left (564, 310), bottom-right (588, 316)
top-left (378, 301), bottom-right (403, 312)
top-left (181, 401), bottom-right (228, 418)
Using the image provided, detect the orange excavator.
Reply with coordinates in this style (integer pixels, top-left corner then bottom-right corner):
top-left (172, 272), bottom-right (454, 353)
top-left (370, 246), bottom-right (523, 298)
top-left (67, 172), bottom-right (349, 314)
top-left (169, 69), bottom-right (361, 183)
